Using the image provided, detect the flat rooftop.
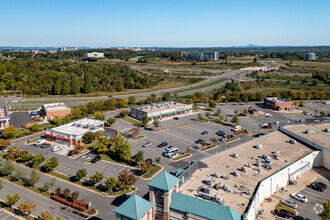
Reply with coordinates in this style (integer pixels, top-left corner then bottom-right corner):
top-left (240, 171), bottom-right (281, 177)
top-left (178, 131), bottom-right (313, 214)
top-left (43, 103), bottom-right (70, 111)
top-left (131, 101), bottom-right (192, 114)
top-left (49, 118), bottom-right (103, 136)
top-left (285, 123), bottom-right (330, 150)
top-left (265, 97), bottom-right (291, 103)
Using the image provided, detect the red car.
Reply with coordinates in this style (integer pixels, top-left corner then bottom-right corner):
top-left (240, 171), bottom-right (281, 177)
top-left (274, 209), bottom-right (292, 218)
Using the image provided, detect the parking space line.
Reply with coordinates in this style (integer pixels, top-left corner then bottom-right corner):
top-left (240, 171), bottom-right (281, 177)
top-left (0, 213), bottom-right (5, 217)
top-left (62, 168), bottom-right (72, 173)
top-left (101, 163), bottom-right (111, 169)
top-left (67, 169), bottom-right (77, 176)
top-left (1, 214), bottom-right (10, 220)
top-left (55, 166), bottom-right (67, 172)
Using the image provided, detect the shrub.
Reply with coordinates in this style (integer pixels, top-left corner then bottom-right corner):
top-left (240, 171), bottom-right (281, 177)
top-left (71, 203), bottom-right (86, 212)
top-left (76, 200), bottom-right (89, 209)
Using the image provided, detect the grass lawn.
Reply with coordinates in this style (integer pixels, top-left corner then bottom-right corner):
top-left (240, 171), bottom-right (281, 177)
top-left (142, 164), bottom-right (162, 178)
top-left (51, 171), bottom-right (71, 181)
top-left (201, 145), bottom-right (217, 151)
top-left (100, 154), bottom-right (138, 168)
top-left (121, 117), bottom-right (141, 125)
top-left (275, 203), bottom-right (296, 215)
top-left (176, 123), bottom-right (190, 127)
top-left (172, 154), bottom-right (191, 161)
top-left (198, 118), bottom-right (209, 123)
top-left (26, 137), bottom-right (41, 144)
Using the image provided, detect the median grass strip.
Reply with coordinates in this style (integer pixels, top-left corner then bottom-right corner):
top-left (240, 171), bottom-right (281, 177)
top-left (201, 145), bottom-right (217, 151)
top-left (152, 128), bottom-right (168, 133)
top-left (142, 164), bottom-right (162, 179)
top-left (198, 118), bottom-right (209, 123)
top-left (224, 137), bottom-right (240, 143)
top-left (173, 78), bottom-right (228, 94)
top-left (275, 203), bottom-right (296, 215)
top-left (176, 123), bottom-right (190, 127)
top-left (120, 117), bottom-right (141, 125)
top-left (172, 153), bottom-right (191, 161)
top-left (129, 135), bottom-right (146, 142)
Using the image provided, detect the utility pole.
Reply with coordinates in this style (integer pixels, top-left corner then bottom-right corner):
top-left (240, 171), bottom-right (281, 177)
top-left (49, 207), bottom-right (55, 219)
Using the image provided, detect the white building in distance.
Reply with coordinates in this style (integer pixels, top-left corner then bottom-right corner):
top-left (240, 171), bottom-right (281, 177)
top-left (83, 52), bottom-right (104, 58)
top-left (58, 46), bottom-right (78, 52)
top-left (306, 52), bottom-right (316, 60)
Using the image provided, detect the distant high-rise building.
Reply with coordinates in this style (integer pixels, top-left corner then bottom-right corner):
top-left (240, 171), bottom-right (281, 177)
top-left (306, 52), bottom-right (316, 60)
top-left (181, 51), bottom-right (219, 61)
top-left (58, 46), bottom-right (78, 52)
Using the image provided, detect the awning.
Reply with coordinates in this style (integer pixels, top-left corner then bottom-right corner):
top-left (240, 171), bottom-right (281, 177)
top-left (162, 111), bottom-right (175, 115)
top-left (45, 133), bottom-right (70, 141)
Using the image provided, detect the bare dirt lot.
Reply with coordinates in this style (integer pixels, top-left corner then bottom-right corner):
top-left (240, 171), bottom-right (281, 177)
top-left (178, 131), bottom-right (313, 214)
top-left (286, 123), bottom-right (330, 149)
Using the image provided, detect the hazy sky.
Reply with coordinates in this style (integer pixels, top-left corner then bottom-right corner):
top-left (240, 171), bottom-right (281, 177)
top-left (1, 0), bottom-right (330, 47)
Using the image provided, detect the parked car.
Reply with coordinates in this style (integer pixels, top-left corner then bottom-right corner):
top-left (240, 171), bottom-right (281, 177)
top-left (157, 142), bottom-right (168, 148)
top-left (195, 139), bottom-right (204, 144)
top-left (104, 122), bottom-right (111, 127)
top-left (265, 113), bottom-right (272, 117)
top-left (192, 146), bottom-right (200, 150)
top-left (51, 145), bottom-right (62, 152)
top-left (253, 133), bottom-right (265, 138)
top-left (201, 131), bottom-right (208, 135)
top-left (290, 193), bottom-right (308, 203)
top-left (280, 199), bottom-right (298, 209)
top-left (317, 181), bottom-right (327, 189)
top-left (173, 117), bottom-right (179, 120)
top-left (274, 209), bottom-right (292, 218)
top-left (219, 136), bottom-right (227, 141)
top-left (91, 155), bottom-right (101, 163)
top-left (305, 112), bottom-right (312, 115)
top-left (238, 113), bottom-right (246, 116)
top-left (34, 139), bottom-right (47, 146)
top-left (143, 142), bottom-right (152, 147)
top-left (40, 143), bottom-right (51, 149)
top-left (309, 182), bottom-right (325, 192)
top-left (2, 148), bottom-right (9, 153)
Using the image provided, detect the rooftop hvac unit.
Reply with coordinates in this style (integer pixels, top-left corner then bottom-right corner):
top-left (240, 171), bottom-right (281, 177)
top-left (306, 129), bottom-right (315, 134)
top-left (241, 167), bottom-right (247, 173)
top-left (261, 154), bottom-right (269, 160)
top-left (325, 128), bottom-right (330, 133)
top-left (290, 139), bottom-right (297, 144)
top-left (213, 195), bottom-right (224, 203)
top-left (232, 153), bottom-right (238, 158)
top-left (214, 173), bottom-right (221, 178)
top-left (72, 123), bottom-right (76, 126)
top-left (215, 182), bottom-right (221, 190)
top-left (207, 177), bottom-right (213, 185)
top-left (255, 144), bottom-right (262, 149)
top-left (247, 162), bottom-right (251, 168)
top-left (223, 185), bottom-right (230, 191)
top-left (275, 155), bottom-right (279, 160)
top-left (222, 175), bottom-right (229, 180)
top-left (233, 171), bottom-right (239, 176)
top-left (271, 150), bottom-right (279, 157)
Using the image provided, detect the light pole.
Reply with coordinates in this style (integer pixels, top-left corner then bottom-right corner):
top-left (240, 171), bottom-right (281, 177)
top-left (49, 207), bottom-right (55, 219)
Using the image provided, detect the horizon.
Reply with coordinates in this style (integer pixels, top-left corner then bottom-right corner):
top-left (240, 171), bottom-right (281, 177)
top-left (1, 0), bottom-right (330, 47)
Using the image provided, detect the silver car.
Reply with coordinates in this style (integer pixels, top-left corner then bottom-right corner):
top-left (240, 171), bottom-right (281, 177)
top-left (281, 199), bottom-right (298, 209)
top-left (290, 193), bottom-right (308, 203)
top-left (143, 142), bottom-right (152, 147)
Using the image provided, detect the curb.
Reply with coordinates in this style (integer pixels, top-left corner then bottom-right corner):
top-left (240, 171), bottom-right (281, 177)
top-left (171, 153), bottom-right (192, 162)
top-left (141, 165), bottom-right (164, 180)
top-left (152, 128), bottom-right (168, 133)
top-left (224, 137), bottom-right (240, 143)
top-left (129, 136), bottom-right (146, 143)
top-left (201, 145), bottom-right (218, 152)
top-left (12, 131), bottom-right (44, 142)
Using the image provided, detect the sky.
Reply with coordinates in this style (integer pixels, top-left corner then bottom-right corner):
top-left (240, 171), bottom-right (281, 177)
top-left (1, 0), bottom-right (330, 47)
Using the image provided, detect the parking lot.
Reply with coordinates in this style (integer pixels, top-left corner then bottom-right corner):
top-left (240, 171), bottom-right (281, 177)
top-left (0, 210), bottom-right (20, 220)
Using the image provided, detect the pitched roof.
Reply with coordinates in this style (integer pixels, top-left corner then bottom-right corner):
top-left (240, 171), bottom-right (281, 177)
top-left (114, 194), bottom-right (153, 220)
top-left (147, 171), bottom-right (180, 191)
top-left (170, 192), bottom-right (241, 220)
top-left (175, 168), bottom-right (185, 177)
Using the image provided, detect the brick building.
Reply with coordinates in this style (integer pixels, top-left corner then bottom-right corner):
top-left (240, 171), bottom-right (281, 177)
top-left (0, 105), bottom-right (10, 129)
top-left (42, 103), bottom-right (71, 119)
top-left (45, 118), bottom-right (104, 146)
top-left (264, 97), bottom-right (295, 111)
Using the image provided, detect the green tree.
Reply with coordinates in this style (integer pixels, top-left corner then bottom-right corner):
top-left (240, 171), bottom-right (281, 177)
top-left (128, 96), bottom-right (136, 104)
top-left (43, 157), bottom-right (59, 172)
top-left (107, 118), bottom-right (116, 125)
top-left (298, 101), bottom-right (305, 107)
top-left (243, 109), bottom-right (248, 114)
top-left (234, 109), bottom-right (239, 116)
top-left (53, 80), bottom-right (62, 95)
top-left (70, 77), bottom-right (80, 94)
top-left (141, 115), bottom-right (149, 127)
top-left (105, 176), bottom-right (118, 193)
top-left (153, 119), bottom-right (159, 128)
top-left (75, 168), bottom-right (87, 180)
top-left (90, 171), bottom-right (104, 185)
top-left (231, 116), bottom-right (239, 125)
top-left (82, 131), bottom-right (96, 144)
top-left (253, 57), bottom-right (257, 62)
top-left (1, 159), bottom-right (15, 176)
top-left (11, 168), bottom-right (26, 182)
top-left (6, 194), bottom-right (21, 211)
top-left (111, 134), bottom-right (132, 161)
top-left (71, 191), bottom-right (80, 203)
top-left (320, 200), bottom-right (330, 220)
top-left (20, 151), bottom-right (33, 162)
top-left (41, 178), bottom-right (56, 192)
top-left (50, 116), bottom-right (62, 126)
top-left (96, 137), bottom-right (109, 154)
top-left (155, 157), bottom-right (161, 164)
top-left (205, 112), bottom-right (210, 118)
top-left (94, 111), bottom-right (105, 120)
top-left (2, 125), bottom-right (17, 139)
top-left (31, 154), bottom-right (45, 168)
top-left (135, 151), bottom-right (144, 163)
top-left (30, 123), bottom-right (41, 132)
top-left (27, 169), bottom-right (41, 186)
top-left (198, 113), bottom-right (202, 119)
top-left (208, 100), bottom-right (216, 108)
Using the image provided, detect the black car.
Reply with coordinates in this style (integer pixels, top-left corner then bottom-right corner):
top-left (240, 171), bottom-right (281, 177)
top-left (157, 142), bottom-right (168, 148)
top-left (316, 181), bottom-right (327, 189)
top-left (104, 122), bottom-right (111, 127)
top-left (91, 155), bottom-right (101, 163)
top-left (173, 117), bottom-right (179, 120)
top-left (40, 143), bottom-right (51, 149)
top-left (274, 209), bottom-right (292, 218)
top-left (253, 133), bottom-right (265, 138)
top-left (201, 131), bottom-right (208, 135)
top-left (309, 182), bottom-right (325, 192)
top-left (195, 139), bottom-right (204, 144)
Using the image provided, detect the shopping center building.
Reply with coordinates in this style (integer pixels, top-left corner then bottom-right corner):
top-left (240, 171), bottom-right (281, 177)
top-left (42, 103), bottom-right (71, 119)
top-left (130, 101), bottom-right (193, 121)
top-left (45, 118), bottom-right (104, 146)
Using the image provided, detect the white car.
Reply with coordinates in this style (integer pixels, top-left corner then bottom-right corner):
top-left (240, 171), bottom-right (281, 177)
top-left (143, 142), bottom-right (152, 147)
top-left (51, 145), bottom-right (62, 152)
top-left (34, 139), bottom-right (47, 146)
top-left (290, 193), bottom-right (308, 203)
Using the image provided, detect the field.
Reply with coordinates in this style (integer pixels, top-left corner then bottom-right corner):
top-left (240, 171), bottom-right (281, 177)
top-left (280, 61), bottom-right (330, 69)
